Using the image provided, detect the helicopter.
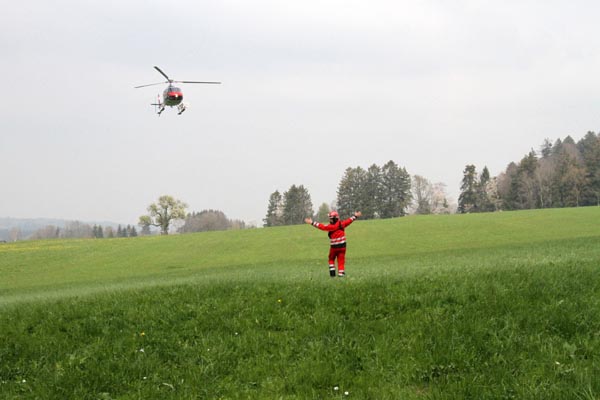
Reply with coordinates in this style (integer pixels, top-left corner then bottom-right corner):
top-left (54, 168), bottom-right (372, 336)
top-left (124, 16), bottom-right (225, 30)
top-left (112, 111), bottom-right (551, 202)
top-left (134, 66), bottom-right (221, 115)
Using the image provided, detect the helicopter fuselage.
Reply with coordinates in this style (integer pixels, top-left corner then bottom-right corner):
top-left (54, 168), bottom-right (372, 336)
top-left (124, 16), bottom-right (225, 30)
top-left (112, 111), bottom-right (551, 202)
top-left (163, 85), bottom-right (184, 106)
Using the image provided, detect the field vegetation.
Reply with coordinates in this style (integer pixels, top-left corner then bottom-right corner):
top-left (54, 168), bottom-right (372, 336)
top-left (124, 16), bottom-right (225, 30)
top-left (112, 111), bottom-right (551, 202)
top-left (1, 207), bottom-right (599, 399)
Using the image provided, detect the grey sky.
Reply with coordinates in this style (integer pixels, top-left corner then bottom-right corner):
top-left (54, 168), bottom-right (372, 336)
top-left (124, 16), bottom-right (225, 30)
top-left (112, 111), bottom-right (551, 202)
top-left (2, 0), bottom-right (599, 226)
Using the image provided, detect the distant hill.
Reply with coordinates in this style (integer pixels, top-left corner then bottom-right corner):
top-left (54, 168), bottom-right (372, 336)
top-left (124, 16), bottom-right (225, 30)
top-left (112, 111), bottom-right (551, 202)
top-left (0, 217), bottom-right (125, 241)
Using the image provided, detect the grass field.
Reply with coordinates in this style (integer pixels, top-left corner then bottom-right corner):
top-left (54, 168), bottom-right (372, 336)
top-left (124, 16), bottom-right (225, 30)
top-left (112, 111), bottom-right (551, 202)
top-left (1, 207), bottom-right (600, 399)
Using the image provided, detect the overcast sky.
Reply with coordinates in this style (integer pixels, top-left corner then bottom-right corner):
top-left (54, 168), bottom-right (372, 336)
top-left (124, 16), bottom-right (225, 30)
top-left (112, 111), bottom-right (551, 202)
top-left (1, 0), bottom-right (599, 226)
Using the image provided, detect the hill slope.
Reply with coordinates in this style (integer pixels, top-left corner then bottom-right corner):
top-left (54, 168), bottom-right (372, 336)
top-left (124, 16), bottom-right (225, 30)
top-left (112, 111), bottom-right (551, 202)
top-left (1, 207), bottom-right (599, 399)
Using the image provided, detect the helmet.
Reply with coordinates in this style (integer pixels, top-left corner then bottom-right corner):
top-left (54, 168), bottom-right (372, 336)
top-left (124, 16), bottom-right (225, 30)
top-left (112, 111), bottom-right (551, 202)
top-left (328, 211), bottom-right (339, 219)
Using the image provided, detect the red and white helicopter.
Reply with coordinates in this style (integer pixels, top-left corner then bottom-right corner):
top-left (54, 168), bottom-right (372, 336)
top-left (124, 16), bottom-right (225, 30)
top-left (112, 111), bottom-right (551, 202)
top-left (134, 66), bottom-right (221, 115)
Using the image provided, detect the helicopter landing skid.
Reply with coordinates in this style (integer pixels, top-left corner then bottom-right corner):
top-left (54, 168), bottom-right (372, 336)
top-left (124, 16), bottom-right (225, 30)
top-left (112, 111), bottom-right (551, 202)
top-left (177, 103), bottom-right (187, 115)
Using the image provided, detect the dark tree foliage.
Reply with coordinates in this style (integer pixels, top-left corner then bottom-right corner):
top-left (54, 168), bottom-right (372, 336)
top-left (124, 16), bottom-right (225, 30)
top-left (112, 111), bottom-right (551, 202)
top-left (263, 185), bottom-right (314, 227)
top-left (337, 160), bottom-right (411, 219)
top-left (478, 166), bottom-right (496, 212)
top-left (282, 185), bottom-right (314, 225)
top-left (263, 190), bottom-right (283, 227)
top-left (92, 225), bottom-right (104, 238)
top-left (578, 131), bottom-right (600, 205)
top-left (493, 132), bottom-right (600, 210)
top-left (337, 166), bottom-right (367, 218)
top-left (458, 164), bottom-right (479, 213)
top-left (362, 164), bottom-right (384, 219)
top-left (380, 161), bottom-right (412, 218)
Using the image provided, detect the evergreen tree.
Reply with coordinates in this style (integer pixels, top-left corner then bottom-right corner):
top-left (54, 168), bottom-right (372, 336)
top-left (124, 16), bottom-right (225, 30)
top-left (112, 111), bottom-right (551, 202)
top-left (510, 151), bottom-right (539, 209)
top-left (379, 161), bottom-right (411, 218)
top-left (578, 131), bottom-right (600, 205)
top-left (336, 167), bottom-right (367, 218)
top-left (540, 138), bottom-right (553, 158)
top-left (263, 190), bottom-right (283, 227)
top-left (553, 149), bottom-right (585, 207)
top-left (477, 166), bottom-right (495, 212)
top-left (495, 134), bottom-right (600, 210)
top-left (282, 185), bottom-right (314, 225)
top-left (337, 162), bottom-right (411, 219)
top-left (458, 164), bottom-right (478, 213)
top-left (362, 164), bottom-right (383, 219)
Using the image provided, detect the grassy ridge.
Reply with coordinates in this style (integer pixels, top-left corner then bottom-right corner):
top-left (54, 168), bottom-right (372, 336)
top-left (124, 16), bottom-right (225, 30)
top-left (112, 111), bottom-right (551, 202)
top-left (1, 207), bottom-right (600, 398)
top-left (1, 207), bottom-right (597, 302)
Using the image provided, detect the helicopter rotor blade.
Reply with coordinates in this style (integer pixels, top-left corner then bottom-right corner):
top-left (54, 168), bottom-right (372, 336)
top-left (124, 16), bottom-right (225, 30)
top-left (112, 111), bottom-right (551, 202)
top-left (154, 66), bottom-right (172, 82)
top-left (134, 81), bottom-right (168, 89)
top-left (177, 80), bottom-right (222, 84)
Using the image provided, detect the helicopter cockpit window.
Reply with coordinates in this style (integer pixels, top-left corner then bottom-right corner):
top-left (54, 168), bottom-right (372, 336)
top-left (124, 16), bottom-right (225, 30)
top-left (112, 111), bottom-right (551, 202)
top-left (171, 87), bottom-right (181, 92)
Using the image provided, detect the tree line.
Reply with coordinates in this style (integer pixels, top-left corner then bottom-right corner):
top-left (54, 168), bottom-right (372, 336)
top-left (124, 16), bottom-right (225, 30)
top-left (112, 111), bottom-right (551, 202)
top-left (30, 222), bottom-right (138, 240)
top-left (263, 160), bottom-right (435, 226)
top-left (138, 195), bottom-right (247, 235)
top-left (15, 132), bottom-right (596, 240)
top-left (458, 132), bottom-right (600, 212)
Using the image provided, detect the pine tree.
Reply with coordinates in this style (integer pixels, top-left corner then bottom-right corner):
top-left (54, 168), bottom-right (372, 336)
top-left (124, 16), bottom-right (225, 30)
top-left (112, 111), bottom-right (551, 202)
top-left (379, 161), bottom-right (411, 218)
top-left (336, 167), bottom-right (367, 218)
top-left (458, 164), bottom-right (478, 213)
top-left (362, 164), bottom-right (383, 219)
top-left (478, 166), bottom-right (496, 212)
top-left (263, 190), bottom-right (284, 227)
top-left (578, 131), bottom-right (600, 205)
top-left (282, 185), bottom-right (313, 225)
top-left (553, 149), bottom-right (586, 207)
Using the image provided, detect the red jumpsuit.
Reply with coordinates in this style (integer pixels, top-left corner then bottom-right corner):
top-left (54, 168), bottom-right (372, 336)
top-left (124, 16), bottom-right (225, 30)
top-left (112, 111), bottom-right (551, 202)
top-left (310, 215), bottom-right (358, 276)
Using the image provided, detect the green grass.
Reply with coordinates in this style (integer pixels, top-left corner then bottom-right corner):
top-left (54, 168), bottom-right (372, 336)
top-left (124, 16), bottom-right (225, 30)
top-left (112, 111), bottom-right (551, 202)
top-left (1, 207), bottom-right (600, 399)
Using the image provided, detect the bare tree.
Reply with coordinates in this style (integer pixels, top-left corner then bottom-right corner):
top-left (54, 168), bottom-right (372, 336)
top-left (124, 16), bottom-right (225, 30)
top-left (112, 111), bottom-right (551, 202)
top-left (411, 175), bottom-right (433, 215)
top-left (181, 210), bottom-right (244, 232)
top-left (8, 227), bottom-right (22, 242)
top-left (316, 202), bottom-right (331, 223)
top-left (62, 221), bottom-right (93, 239)
top-left (30, 225), bottom-right (61, 240)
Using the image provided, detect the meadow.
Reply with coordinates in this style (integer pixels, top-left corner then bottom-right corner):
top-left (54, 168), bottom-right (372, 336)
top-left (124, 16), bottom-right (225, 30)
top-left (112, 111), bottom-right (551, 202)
top-left (1, 207), bottom-right (599, 399)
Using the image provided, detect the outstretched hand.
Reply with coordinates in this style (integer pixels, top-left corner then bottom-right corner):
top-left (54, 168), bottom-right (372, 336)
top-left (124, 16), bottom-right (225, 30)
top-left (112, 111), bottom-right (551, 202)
top-left (354, 211), bottom-right (362, 218)
top-left (304, 217), bottom-right (313, 224)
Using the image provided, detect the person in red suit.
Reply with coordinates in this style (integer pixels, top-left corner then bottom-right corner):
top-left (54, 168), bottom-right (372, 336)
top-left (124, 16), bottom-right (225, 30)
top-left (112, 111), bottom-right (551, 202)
top-left (305, 210), bottom-right (362, 277)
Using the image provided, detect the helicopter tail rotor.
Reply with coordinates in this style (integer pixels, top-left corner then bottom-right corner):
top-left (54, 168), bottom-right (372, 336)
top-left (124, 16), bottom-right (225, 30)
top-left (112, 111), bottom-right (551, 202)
top-left (151, 94), bottom-right (165, 116)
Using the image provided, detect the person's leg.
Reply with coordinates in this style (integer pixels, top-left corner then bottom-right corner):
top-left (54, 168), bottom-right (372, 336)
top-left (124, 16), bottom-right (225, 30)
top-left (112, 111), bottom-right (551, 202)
top-left (328, 248), bottom-right (336, 277)
top-left (337, 248), bottom-right (346, 277)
